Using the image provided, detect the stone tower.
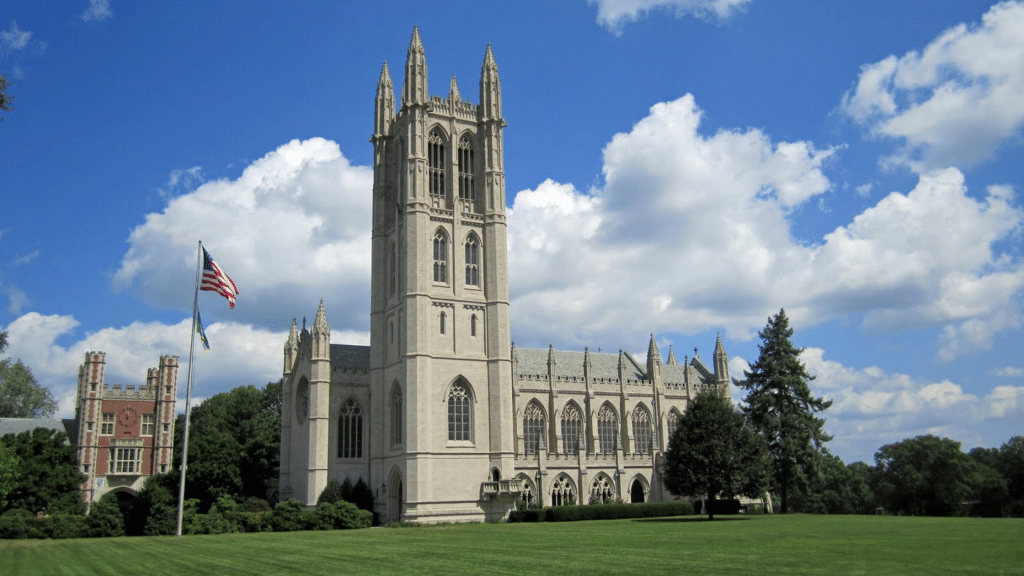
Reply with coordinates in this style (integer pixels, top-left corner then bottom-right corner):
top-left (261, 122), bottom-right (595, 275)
top-left (368, 27), bottom-right (515, 522)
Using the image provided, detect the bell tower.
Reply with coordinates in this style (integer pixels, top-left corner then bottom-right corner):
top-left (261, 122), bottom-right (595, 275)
top-left (369, 28), bottom-right (514, 523)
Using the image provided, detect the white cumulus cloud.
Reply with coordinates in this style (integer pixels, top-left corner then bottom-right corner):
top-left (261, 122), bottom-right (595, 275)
top-left (590, 0), bottom-right (751, 33)
top-left (1, 21), bottom-right (31, 53)
top-left (841, 1), bottom-right (1024, 169)
top-left (81, 0), bottom-right (113, 23)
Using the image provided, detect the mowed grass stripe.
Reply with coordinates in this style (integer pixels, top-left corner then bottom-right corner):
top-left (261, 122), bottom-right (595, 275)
top-left (1, 515), bottom-right (1021, 575)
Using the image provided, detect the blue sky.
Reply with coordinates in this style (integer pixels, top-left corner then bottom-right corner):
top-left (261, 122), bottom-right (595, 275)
top-left (1, 0), bottom-right (1022, 464)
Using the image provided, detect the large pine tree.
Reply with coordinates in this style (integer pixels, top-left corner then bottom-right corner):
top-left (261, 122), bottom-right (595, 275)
top-left (740, 309), bottom-right (832, 514)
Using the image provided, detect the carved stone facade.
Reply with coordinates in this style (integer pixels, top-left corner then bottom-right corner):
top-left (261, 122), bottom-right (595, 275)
top-left (278, 28), bottom-right (730, 524)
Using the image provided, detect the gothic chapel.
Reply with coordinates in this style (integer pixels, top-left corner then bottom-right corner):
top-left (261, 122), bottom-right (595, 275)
top-left (279, 28), bottom-right (732, 523)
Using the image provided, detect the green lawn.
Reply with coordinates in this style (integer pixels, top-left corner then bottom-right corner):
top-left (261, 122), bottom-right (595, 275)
top-left (1, 514), bottom-right (1021, 575)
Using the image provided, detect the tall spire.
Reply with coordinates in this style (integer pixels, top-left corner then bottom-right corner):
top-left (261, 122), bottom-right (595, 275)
top-left (479, 43), bottom-right (501, 121)
top-left (647, 334), bottom-right (662, 381)
top-left (449, 74), bottom-right (461, 102)
top-left (374, 61), bottom-right (395, 138)
top-left (666, 345), bottom-right (678, 365)
top-left (284, 318), bottom-right (299, 375)
top-left (713, 333), bottom-right (729, 382)
top-left (402, 26), bottom-right (427, 107)
top-left (312, 299), bottom-right (330, 360)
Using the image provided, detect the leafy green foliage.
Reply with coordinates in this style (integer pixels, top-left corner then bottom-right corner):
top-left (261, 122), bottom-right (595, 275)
top-left (1, 428), bottom-right (84, 515)
top-left (739, 309), bottom-right (832, 514)
top-left (269, 498), bottom-right (316, 532)
top-left (507, 500), bottom-right (694, 522)
top-left (998, 436), bottom-right (1024, 513)
top-left (662, 390), bottom-right (769, 519)
top-left (872, 434), bottom-right (1006, 516)
top-left (174, 380), bottom-right (281, 512)
top-left (789, 451), bottom-right (876, 514)
top-left (86, 492), bottom-right (125, 537)
top-left (0, 359), bottom-right (57, 418)
top-left (315, 499), bottom-right (372, 530)
top-left (0, 437), bottom-right (18, 509)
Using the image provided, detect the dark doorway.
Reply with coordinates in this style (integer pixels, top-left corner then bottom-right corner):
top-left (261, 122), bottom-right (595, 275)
top-left (630, 480), bottom-right (645, 503)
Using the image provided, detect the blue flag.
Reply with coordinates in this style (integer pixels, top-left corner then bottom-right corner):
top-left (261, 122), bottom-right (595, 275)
top-left (196, 310), bottom-right (211, 351)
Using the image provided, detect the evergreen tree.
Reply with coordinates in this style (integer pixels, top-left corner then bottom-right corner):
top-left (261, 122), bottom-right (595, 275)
top-left (662, 390), bottom-right (770, 520)
top-left (739, 308), bottom-right (832, 514)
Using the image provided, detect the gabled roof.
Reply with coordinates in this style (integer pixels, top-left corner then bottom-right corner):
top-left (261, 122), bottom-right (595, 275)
top-left (515, 348), bottom-right (646, 381)
top-left (329, 344), bottom-right (371, 371)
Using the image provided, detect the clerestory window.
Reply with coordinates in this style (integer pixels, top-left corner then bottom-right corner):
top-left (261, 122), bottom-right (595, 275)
top-left (337, 398), bottom-right (363, 459)
top-left (561, 403), bottom-right (582, 455)
top-left (633, 405), bottom-right (652, 455)
top-left (523, 402), bottom-right (545, 455)
top-left (597, 404), bottom-right (618, 455)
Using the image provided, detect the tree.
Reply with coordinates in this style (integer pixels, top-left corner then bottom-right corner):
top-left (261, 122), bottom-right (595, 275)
top-left (872, 435), bottom-right (1002, 516)
top-left (173, 380), bottom-right (281, 511)
top-left (1, 428), bottom-right (84, 515)
top-left (739, 309), bottom-right (832, 514)
top-left (789, 451), bottom-right (875, 514)
top-left (0, 74), bottom-right (13, 121)
top-left (0, 438), bottom-right (19, 509)
top-left (662, 390), bottom-right (770, 520)
top-left (0, 330), bottom-right (57, 418)
top-left (998, 436), bottom-right (1024, 515)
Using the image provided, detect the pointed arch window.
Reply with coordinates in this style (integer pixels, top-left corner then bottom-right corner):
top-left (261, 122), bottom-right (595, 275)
top-left (597, 404), bottom-right (618, 455)
top-left (667, 409), bottom-right (681, 445)
top-left (433, 230), bottom-right (448, 283)
top-left (338, 398), bottom-right (363, 459)
top-left (465, 235), bottom-right (479, 287)
top-left (440, 311), bottom-right (446, 334)
top-left (391, 385), bottom-right (402, 447)
top-left (388, 243), bottom-right (397, 295)
top-left (550, 475), bottom-right (576, 507)
top-left (447, 380), bottom-right (471, 441)
top-left (470, 314), bottom-right (477, 337)
top-left (458, 134), bottom-right (475, 203)
top-left (561, 403), bottom-right (582, 455)
top-left (429, 130), bottom-right (446, 207)
top-left (591, 474), bottom-right (614, 504)
top-left (632, 405), bottom-right (652, 455)
top-left (523, 401), bottom-right (545, 455)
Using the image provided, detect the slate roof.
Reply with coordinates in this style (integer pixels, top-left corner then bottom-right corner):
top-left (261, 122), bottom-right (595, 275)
top-left (330, 344), bottom-right (371, 371)
top-left (515, 348), bottom-right (647, 381)
top-left (0, 418), bottom-right (78, 444)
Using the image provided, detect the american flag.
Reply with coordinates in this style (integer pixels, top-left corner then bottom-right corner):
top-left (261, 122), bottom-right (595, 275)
top-left (201, 247), bottom-right (239, 308)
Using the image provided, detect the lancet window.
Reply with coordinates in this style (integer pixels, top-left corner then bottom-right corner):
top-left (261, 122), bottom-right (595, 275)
top-left (470, 314), bottom-right (477, 337)
top-left (388, 243), bottom-right (397, 295)
top-left (597, 404), bottom-right (618, 455)
top-left (428, 130), bottom-right (445, 207)
top-left (465, 235), bottom-right (479, 287)
top-left (457, 134), bottom-right (475, 203)
top-left (391, 385), bottom-right (402, 447)
top-left (561, 403), bottom-right (582, 455)
top-left (632, 405), bottom-right (652, 455)
top-left (447, 381), bottom-right (471, 441)
top-left (433, 230), bottom-right (448, 283)
top-left (667, 409), bottom-right (681, 445)
top-left (338, 398), bottom-right (363, 459)
top-left (523, 401), bottom-right (545, 455)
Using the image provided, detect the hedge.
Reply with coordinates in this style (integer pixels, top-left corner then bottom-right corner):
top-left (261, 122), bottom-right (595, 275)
top-left (508, 500), bottom-right (694, 523)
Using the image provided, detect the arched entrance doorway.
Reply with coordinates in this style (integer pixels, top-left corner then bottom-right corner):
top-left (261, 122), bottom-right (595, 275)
top-left (388, 469), bottom-right (403, 523)
top-left (630, 479), bottom-right (646, 503)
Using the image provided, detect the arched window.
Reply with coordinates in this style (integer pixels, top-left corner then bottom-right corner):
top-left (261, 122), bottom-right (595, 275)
top-left (388, 243), bottom-right (397, 295)
top-left (428, 130), bottom-right (445, 207)
top-left (337, 398), bottom-right (363, 459)
top-left (523, 401), bottom-right (545, 455)
top-left (470, 314), bottom-right (477, 337)
top-left (391, 384), bottom-right (402, 447)
top-left (667, 408), bottom-right (681, 445)
top-left (440, 311), bottom-right (446, 334)
top-left (550, 475), bottom-right (576, 507)
top-left (517, 475), bottom-right (536, 508)
top-left (447, 380), bottom-right (471, 441)
top-left (561, 403), bottom-right (582, 455)
top-left (458, 134), bottom-right (475, 203)
top-left (590, 474), bottom-right (614, 504)
top-left (633, 405), bottom-right (652, 455)
top-left (465, 235), bottom-right (479, 287)
top-left (433, 230), bottom-right (448, 283)
top-left (597, 404), bottom-right (618, 455)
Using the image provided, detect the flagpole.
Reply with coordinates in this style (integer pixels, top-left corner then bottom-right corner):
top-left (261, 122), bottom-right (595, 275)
top-left (176, 240), bottom-right (202, 537)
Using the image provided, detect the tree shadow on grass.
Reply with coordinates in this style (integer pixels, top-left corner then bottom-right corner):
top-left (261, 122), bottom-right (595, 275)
top-left (633, 516), bottom-right (753, 523)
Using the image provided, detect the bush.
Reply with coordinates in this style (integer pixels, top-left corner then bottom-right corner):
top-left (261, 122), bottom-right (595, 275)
top-left (45, 513), bottom-right (88, 539)
top-left (87, 494), bottom-right (125, 537)
top-left (315, 500), bottom-right (372, 530)
top-left (0, 515), bottom-right (29, 538)
top-left (235, 497), bottom-right (272, 513)
top-left (186, 513), bottom-right (235, 535)
top-left (270, 499), bottom-right (315, 532)
top-left (508, 500), bottom-right (694, 523)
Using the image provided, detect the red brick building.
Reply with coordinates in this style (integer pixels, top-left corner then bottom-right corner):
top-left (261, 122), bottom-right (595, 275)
top-left (75, 352), bottom-right (178, 505)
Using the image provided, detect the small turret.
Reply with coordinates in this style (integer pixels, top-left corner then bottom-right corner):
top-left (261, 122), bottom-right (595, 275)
top-left (646, 334), bottom-right (662, 381)
top-left (449, 74), bottom-right (461, 102)
top-left (713, 333), bottom-right (729, 382)
top-left (374, 62), bottom-right (395, 138)
top-left (312, 300), bottom-right (330, 361)
top-left (479, 43), bottom-right (501, 122)
top-left (666, 345), bottom-right (678, 365)
top-left (284, 318), bottom-right (299, 375)
top-left (402, 26), bottom-right (427, 107)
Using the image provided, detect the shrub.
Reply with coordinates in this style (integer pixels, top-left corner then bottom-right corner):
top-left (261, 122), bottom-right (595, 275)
top-left (317, 500), bottom-right (373, 530)
top-left (317, 480), bottom-right (345, 506)
top-left (235, 497), bottom-right (272, 513)
top-left (45, 513), bottom-right (88, 539)
top-left (508, 500), bottom-right (694, 523)
top-left (186, 513), bottom-right (235, 534)
top-left (270, 499), bottom-right (315, 532)
top-left (87, 494), bottom-right (125, 537)
top-left (0, 515), bottom-right (29, 538)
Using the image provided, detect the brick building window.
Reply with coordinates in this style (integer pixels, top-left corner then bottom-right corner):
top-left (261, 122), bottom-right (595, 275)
top-left (112, 448), bottom-right (141, 474)
top-left (142, 414), bottom-right (155, 436)
top-left (101, 413), bottom-right (115, 435)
